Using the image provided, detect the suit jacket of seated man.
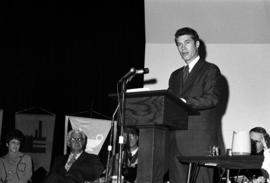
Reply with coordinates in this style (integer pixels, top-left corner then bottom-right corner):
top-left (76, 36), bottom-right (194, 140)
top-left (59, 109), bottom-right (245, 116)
top-left (122, 147), bottom-right (138, 183)
top-left (49, 151), bottom-right (104, 183)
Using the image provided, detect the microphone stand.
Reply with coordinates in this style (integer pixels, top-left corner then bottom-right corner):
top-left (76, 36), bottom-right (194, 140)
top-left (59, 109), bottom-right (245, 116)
top-left (116, 79), bottom-right (126, 183)
top-left (105, 105), bottom-right (119, 183)
top-left (109, 67), bottom-right (148, 183)
top-left (116, 71), bottom-right (135, 183)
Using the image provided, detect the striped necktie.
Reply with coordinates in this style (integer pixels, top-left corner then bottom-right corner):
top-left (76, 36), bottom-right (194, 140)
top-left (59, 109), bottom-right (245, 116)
top-left (65, 153), bottom-right (77, 171)
top-left (183, 65), bottom-right (189, 83)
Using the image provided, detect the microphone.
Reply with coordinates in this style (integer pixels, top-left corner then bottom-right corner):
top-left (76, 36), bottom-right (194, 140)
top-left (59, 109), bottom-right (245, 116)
top-left (119, 68), bottom-right (149, 83)
top-left (134, 68), bottom-right (149, 75)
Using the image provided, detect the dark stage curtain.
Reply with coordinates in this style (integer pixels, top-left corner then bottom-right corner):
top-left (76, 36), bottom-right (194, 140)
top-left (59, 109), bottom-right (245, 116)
top-left (0, 0), bottom-right (145, 159)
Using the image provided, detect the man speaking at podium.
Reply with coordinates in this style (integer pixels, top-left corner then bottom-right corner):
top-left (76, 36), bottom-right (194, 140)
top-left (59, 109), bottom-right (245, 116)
top-left (168, 27), bottom-right (223, 183)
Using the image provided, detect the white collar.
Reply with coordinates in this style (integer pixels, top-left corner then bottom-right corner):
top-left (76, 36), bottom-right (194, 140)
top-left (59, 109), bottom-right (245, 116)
top-left (186, 56), bottom-right (200, 72)
top-left (70, 151), bottom-right (83, 159)
top-left (130, 147), bottom-right (138, 156)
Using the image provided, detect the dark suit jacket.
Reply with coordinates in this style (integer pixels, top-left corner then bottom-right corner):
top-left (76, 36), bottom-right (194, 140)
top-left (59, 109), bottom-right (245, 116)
top-left (122, 149), bottom-right (138, 183)
top-left (168, 59), bottom-right (223, 155)
top-left (168, 59), bottom-right (223, 183)
top-left (50, 151), bottom-right (104, 183)
top-left (168, 59), bottom-right (221, 131)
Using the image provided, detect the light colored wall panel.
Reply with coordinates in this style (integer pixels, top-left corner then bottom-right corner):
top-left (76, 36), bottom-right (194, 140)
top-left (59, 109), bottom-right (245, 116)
top-left (145, 1), bottom-right (270, 43)
top-left (144, 43), bottom-right (270, 148)
top-left (144, 0), bottom-right (270, 148)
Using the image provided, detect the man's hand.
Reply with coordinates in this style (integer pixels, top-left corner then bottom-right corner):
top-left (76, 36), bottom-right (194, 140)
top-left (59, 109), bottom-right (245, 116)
top-left (180, 97), bottom-right (187, 103)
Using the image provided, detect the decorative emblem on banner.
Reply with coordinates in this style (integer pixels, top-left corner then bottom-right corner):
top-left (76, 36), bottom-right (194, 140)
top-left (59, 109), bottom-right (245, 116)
top-left (86, 134), bottom-right (104, 152)
top-left (23, 120), bottom-right (46, 153)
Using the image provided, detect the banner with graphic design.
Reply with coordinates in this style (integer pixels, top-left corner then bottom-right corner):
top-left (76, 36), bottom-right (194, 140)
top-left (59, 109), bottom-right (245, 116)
top-left (15, 108), bottom-right (55, 172)
top-left (64, 116), bottom-right (111, 155)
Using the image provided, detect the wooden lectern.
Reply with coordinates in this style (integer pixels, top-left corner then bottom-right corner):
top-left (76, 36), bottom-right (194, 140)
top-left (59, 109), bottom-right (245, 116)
top-left (124, 90), bottom-right (189, 183)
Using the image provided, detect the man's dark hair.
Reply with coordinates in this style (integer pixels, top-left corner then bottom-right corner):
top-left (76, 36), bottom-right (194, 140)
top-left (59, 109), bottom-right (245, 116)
top-left (125, 128), bottom-right (139, 136)
top-left (175, 27), bottom-right (200, 42)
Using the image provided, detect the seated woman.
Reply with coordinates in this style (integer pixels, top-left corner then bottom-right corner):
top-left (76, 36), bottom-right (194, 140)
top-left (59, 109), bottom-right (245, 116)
top-left (250, 127), bottom-right (270, 155)
top-left (0, 129), bottom-right (32, 183)
top-left (232, 127), bottom-right (270, 183)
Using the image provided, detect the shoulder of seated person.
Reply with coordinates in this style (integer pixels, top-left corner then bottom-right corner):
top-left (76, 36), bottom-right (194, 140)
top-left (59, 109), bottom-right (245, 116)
top-left (84, 152), bottom-right (99, 157)
top-left (20, 153), bottom-right (31, 159)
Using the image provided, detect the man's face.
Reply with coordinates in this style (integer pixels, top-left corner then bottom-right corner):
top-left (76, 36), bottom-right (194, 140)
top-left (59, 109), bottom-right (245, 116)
top-left (70, 132), bottom-right (84, 153)
top-left (124, 133), bottom-right (138, 149)
top-left (250, 131), bottom-right (264, 154)
top-left (175, 34), bottom-right (199, 63)
top-left (7, 139), bottom-right (21, 153)
top-left (128, 133), bottom-right (138, 149)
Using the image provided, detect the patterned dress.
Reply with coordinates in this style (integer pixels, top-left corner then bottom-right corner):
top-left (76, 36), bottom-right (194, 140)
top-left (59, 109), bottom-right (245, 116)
top-left (0, 152), bottom-right (32, 183)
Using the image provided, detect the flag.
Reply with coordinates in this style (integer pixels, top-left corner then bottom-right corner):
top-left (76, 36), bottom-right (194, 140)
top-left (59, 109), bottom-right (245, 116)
top-left (64, 116), bottom-right (111, 155)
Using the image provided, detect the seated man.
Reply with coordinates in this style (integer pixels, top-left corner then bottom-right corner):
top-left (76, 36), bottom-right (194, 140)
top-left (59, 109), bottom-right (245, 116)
top-left (44, 129), bottom-right (104, 183)
top-left (93, 128), bottom-right (139, 183)
top-left (122, 128), bottom-right (139, 183)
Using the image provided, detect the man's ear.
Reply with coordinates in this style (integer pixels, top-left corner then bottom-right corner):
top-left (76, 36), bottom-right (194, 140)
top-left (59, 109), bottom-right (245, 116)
top-left (196, 40), bottom-right (200, 48)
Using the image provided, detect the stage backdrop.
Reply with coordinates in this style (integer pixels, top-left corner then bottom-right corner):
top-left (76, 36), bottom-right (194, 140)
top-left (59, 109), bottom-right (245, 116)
top-left (144, 0), bottom-right (270, 148)
top-left (15, 107), bottom-right (55, 172)
top-left (0, 109), bottom-right (3, 140)
top-left (64, 116), bottom-right (111, 155)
